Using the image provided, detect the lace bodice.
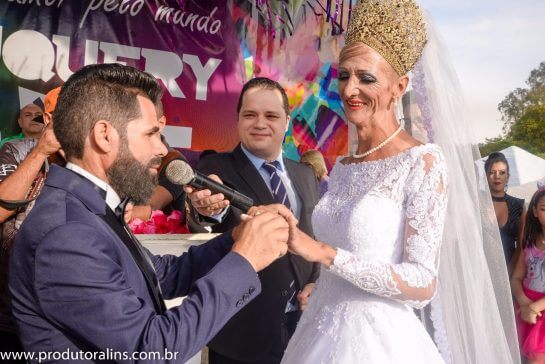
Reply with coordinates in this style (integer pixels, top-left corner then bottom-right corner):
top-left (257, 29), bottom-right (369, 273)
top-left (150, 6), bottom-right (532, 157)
top-left (315, 144), bottom-right (448, 309)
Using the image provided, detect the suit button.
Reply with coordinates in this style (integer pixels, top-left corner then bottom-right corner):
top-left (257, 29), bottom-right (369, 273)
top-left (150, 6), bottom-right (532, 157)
top-left (248, 286), bottom-right (256, 294)
top-left (281, 290), bottom-right (288, 297)
top-left (236, 300), bottom-right (244, 308)
top-left (243, 293), bottom-right (250, 302)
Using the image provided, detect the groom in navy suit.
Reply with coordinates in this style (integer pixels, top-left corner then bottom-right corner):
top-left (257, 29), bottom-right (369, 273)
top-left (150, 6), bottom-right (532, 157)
top-left (8, 64), bottom-right (292, 362)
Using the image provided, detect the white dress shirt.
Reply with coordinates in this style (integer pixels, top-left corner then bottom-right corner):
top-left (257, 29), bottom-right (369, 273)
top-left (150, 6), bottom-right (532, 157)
top-left (65, 162), bottom-right (121, 211)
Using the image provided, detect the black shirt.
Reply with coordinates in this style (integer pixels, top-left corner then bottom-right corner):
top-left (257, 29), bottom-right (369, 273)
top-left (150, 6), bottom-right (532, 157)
top-left (499, 193), bottom-right (524, 264)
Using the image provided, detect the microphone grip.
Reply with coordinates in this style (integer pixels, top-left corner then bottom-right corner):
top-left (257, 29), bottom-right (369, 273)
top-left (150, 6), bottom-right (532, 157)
top-left (227, 190), bottom-right (254, 213)
top-left (192, 173), bottom-right (254, 213)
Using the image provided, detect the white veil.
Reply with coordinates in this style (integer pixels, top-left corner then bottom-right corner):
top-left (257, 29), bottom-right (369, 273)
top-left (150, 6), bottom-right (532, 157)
top-left (398, 11), bottom-right (520, 363)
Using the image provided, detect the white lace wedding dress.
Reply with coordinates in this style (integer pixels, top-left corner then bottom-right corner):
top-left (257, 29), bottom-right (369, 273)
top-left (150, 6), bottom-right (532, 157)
top-left (281, 144), bottom-right (448, 364)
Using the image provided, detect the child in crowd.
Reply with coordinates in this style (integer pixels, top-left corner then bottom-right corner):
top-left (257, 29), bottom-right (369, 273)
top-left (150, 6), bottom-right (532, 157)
top-left (512, 187), bottom-right (545, 363)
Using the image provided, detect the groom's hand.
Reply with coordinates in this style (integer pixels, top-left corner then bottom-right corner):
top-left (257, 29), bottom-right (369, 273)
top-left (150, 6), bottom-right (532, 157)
top-left (231, 206), bottom-right (290, 272)
top-left (245, 204), bottom-right (297, 226)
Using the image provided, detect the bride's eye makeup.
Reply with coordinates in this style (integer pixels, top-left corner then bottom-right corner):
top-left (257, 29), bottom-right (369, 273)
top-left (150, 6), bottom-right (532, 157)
top-left (356, 71), bottom-right (377, 84)
top-left (338, 70), bottom-right (350, 81)
top-left (337, 69), bottom-right (377, 84)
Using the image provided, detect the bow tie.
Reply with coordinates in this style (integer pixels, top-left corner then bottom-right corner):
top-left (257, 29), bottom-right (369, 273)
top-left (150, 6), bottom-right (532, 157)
top-left (92, 184), bottom-right (128, 222)
top-left (114, 198), bottom-right (131, 222)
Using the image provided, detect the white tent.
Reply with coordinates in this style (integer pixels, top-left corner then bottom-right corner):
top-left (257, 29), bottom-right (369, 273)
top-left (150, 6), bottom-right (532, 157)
top-left (508, 180), bottom-right (542, 202)
top-left (476, 146), bottom-right (545, 202)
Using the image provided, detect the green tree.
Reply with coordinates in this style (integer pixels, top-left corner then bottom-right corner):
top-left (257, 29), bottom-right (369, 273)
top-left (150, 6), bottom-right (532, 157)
top-left (509, 104), bottom-right (545, 153)
top-left (498, 61), bottom-right (545, 134)
top-left (479, 137), bottom-right (516, 157)
top-left (480, 62), bottom-right (545, 157)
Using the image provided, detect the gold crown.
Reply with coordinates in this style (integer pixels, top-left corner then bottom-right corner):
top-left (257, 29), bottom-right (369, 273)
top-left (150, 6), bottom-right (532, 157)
top-left (345, 0), bottom-right (427, 76)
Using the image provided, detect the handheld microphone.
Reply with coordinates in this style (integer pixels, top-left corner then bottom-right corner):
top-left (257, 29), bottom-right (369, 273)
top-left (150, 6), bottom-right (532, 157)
top-left (165, 159), bottom-right (254, 213)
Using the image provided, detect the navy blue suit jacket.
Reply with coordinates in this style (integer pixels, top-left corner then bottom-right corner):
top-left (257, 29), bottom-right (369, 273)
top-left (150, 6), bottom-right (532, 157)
top-left (9, 165), bottom-right (260, 363)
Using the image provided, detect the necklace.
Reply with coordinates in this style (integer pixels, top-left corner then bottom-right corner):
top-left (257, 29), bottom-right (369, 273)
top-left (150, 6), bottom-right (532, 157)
top-left (492, 195), bottom-right (506, 202)
top-left (352, 124), bottom-right (403, 159)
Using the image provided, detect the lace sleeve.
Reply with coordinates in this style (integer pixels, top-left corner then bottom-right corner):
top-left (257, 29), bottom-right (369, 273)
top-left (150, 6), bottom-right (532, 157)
top-left (329, 150), bottom-right (448, 308)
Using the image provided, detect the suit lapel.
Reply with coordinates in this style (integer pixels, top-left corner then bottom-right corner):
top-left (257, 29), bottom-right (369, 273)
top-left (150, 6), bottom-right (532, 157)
top-left (46, 165), bottom-right (106, 215)
top-left (232, 145), bottom-right (275, 205)
top-left (48, 166), bottom-right (166, 314)
top-left (100, 208), bottom-right (167, 314)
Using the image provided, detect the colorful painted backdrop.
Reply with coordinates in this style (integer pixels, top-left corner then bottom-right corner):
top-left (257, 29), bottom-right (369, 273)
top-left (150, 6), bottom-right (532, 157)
top-left (0, 0), bottom-right (354, 168)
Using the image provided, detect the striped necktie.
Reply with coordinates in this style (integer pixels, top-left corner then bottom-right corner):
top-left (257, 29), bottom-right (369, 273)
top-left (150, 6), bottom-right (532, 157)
top-left (262, 161), bottom-right (291, 209)
top-left (262, 160), bottom-right (299, 313)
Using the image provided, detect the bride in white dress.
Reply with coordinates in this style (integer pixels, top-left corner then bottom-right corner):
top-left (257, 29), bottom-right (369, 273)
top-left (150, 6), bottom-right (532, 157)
top-left (283, 143), bottom-right (447, 363)
top-left (280, 0), bottom-right (520, 363)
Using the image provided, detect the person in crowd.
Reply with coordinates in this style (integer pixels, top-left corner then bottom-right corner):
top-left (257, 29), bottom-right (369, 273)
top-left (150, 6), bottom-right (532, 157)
top-left (511, 187), bottom-right (545, 363)
top-left (0, 88), bottom-right (62, 360)
top-left (485, 151), bottom-right (526, 273)
top-left (187, 77), bottom-right (320, 364)
top-left (8, 63), bottom-right (292, 362)
top-left (0, 103), bottom-right (44, 148)
top-left (300, 149), bottom-right (329, 197)
top-left (279, 0), bottom-right (519, 362)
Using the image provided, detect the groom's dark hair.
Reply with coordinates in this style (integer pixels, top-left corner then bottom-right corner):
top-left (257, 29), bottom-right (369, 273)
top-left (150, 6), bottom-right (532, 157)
top-left (53, 63), bottom-right (163, 161)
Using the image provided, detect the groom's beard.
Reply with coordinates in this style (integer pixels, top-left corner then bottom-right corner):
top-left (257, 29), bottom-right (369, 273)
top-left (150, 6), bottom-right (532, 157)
top-left (106, 140), bottom-right (161, 205)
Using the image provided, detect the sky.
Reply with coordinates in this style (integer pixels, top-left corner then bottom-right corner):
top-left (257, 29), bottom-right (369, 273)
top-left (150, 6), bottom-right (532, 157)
top-left (418, 0), bottom-right (545, 143)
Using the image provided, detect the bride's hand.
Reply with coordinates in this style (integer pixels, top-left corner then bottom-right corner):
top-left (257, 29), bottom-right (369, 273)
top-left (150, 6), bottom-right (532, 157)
top-left (287, 224), bottom-right (336, 267)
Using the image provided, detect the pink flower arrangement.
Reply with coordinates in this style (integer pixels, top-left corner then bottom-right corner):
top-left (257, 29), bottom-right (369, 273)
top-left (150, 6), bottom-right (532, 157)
top-left (128, 210), bottom-right (189, 234)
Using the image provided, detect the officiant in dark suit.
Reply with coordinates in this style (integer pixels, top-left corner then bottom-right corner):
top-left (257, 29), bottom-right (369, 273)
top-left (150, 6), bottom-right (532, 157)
top-left (8, 64), bottom-right (293, 363)
top-left (188, 77), bottom-right (321, 364)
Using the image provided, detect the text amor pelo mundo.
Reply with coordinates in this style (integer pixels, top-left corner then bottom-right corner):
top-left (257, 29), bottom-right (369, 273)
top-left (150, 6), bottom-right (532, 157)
top-left (7, 0), bottom-right (223, 34)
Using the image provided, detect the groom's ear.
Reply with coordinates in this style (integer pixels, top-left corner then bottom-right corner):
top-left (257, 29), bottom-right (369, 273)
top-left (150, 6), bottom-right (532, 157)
top-left (88, 120), bottom-right (121, 172)
top-left (90, 120), bottom-right (118, 154)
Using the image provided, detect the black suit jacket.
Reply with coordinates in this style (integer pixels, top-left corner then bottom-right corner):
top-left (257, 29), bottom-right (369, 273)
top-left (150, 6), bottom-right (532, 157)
top-left (194, 144), bottom-right (320, 362)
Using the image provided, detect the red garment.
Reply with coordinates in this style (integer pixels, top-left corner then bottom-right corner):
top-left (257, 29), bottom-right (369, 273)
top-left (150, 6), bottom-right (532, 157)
top-left (516, 285), bottom-right (545, 362)
top-left (128, 209), bottom-right (189, 234)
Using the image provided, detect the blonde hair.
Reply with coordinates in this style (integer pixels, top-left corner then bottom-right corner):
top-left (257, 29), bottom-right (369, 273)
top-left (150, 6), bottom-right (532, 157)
top-left (300, 150), bottom-right (328, 179)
